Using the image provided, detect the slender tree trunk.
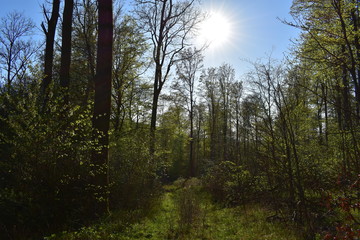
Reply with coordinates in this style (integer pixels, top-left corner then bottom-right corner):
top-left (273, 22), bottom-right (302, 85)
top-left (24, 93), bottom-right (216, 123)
top-left (322, 83), bottom-right (329, 144)
top-left (210, 100), bottom-right (217, 162)
top-left (150, 87), bottom-right (160, 157)
top-left (281, 118), bottom-right (296, 210)
top-left (149, 0), bottom-right (166, 158)
top-left (317, 91), bottom-right (323, 144)
top-left (91, 0), bottom-right (113, 216)
top-left (196, 109), bottom-right (202, 173)
top-left (235, 104), bottom-right (240, 164)
top-left (351, 3), bottom-right (360, 121)
top-left (223, 105), bottom-right (227, 162)
top-left (342, 57), bottom-right (352, 130)
top-left (41, 0), bottom-right (60, 107)
top-left (6, 43), bottom-right (13, 93)
top-left (60, 0), bottom-right (74, 104)
top-left (288, 114), bottom-right (307, 224)
top-left (189, 94), bottom-right (195, 177)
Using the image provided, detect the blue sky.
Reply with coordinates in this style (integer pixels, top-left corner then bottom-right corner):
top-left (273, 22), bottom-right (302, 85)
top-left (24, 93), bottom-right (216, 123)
top-left (0, 0), bottom-right (44, 35)
top-left (0, 0), bottom-right (300, 77)
top-left (200, 0), bottom-right (300, 76)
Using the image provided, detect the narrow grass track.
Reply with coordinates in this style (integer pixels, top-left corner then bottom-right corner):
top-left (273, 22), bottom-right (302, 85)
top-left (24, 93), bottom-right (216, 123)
top-left (46, 179), bottom-right (303, 240)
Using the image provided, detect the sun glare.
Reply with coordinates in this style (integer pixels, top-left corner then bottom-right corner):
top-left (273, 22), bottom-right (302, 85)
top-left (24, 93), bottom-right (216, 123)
top-left (198, 10), bottom-right (232, 49)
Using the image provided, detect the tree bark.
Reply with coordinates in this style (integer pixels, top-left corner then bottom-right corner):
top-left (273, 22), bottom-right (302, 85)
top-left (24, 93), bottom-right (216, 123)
top-left (92, 0), bottom-right (113, 216)
top-left (189, 93), bottom-right (195, 177)
top-left (150, 87), bottom-right (160, 157)
top-left (60, 0), bottom-right (74, 104)
top-left (41, 0), bottom-right (60, 107)
top-left (149, 0), bottom-right (166, 158)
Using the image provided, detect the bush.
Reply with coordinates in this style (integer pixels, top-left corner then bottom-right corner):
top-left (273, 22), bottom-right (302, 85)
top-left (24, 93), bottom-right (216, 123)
top-left (0, 84), bottom-right (96, 238)
top-left (322, 174), bottom-right (360, 240)
top-left (109, 129), bottom-right (162, 210)
top-left (176, 179), bottom-right (203, 233)
top-left (204, 161), bottom-right (265, 205)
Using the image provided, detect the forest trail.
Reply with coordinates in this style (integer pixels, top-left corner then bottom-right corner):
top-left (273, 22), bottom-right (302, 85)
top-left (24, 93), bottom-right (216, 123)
top-left (115, 178), bottom-right (302, 240)
top-left (49, 178), bottom-right (303, 240)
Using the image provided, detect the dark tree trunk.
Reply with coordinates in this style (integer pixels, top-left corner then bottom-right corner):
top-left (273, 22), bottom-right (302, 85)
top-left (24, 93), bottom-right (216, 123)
top-left (235, 104), bottom-right (240, 163)
top-left (149, 0), bottom-right (165, 157)
top-left (342, 59), bottom-right (352, 130)
top-left (189, 94), bottom-right (195, 177)
top-left (150, 87), bottom-right (160, 157)
top-left (222, 104), bottom-right (227, 162)
top-left (148, 0), bottom-right (166, 158)
top-left (321, 83), bottom-right (329, 144)
top-left (41, 0), bottom-right (60, 107)
top-left (91, 0), bottom-right (113, 216)
top-left (210, 101), bottom-right (217, 163)
top-left (60, 0), bottom-right (74, 104)
top-left (196, 109), bottom-right (202, 173)
top-left (351, 2), bottom-right (360, 121)
top-left (281, 115), bottom-right (296, 210)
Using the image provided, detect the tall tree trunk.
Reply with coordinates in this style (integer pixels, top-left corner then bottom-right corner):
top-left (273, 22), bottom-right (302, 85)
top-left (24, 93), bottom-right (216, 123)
top-left (92, 0), bottom-right (113, 216)
top-left (41, 0), bottom-right (60, 108)
top-left (150, 87), bottom-right (160, 157)
top-left (280, 115), bottom-right (296, 210)
top-left (317, 87), bottom-right (323, 145)
top-left (210, 100), bottom-right (217, 162)
top-left (60, 0), bottom-right (74, 104)
top-left (342, 56), bottom-right (352, 130)
top-left (351, 6), bottom-right (360, 121)
top-left (322, 83), bottom-right (329, 144)
top-left (149, 0), bottom-right (166, 158)
top-left (235, 103), bottom-right (240, 164)
top-left (189, 94), bottom-right (195, 177)
top-left (222, 104), bottom-right (227, 162)
top-left (196, 108), bottom-right (202, 173)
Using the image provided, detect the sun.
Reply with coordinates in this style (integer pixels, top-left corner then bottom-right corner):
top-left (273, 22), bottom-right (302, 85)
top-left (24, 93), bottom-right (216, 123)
top-left (198, 10), bottom-right (232, 49)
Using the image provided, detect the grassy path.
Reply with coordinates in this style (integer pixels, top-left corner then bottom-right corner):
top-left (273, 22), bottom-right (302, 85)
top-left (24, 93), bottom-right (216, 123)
top-left (47, 179), bottom-right (303, 240)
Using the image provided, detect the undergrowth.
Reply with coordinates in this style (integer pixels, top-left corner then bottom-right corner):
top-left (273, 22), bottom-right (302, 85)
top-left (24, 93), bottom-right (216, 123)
top-left (45, 178), bottom-right (304, 240)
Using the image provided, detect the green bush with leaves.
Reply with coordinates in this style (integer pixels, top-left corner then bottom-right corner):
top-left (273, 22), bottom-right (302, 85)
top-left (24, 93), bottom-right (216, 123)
top-left (0, 82), bottom-right (96, 237)
top-left (204, 161), bottom-right (266, 206)
top-left (109, 129), bottom-right (161, 210)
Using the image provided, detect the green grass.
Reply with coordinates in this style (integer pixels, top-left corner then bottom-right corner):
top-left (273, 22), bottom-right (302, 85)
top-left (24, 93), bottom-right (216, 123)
top-left (202, 205), bottom-right (301, 240)
top-left (45, 179), bottom-right (304, 240)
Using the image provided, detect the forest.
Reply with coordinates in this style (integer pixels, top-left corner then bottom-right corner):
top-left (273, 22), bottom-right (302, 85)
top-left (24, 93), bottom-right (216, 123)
top-left (0, 0), bottom-right (359, 239)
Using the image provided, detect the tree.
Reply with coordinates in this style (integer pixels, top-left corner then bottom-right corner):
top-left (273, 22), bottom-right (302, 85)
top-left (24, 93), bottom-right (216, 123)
top-left (72, 0), bottom-right (98, 103)
top-left (229, 80), bottom-right (243, 164)
top-left (174, 47), bottom-right (203, 177)
top-left (112, 14), bottom-right (149, 132)
top-left (0, 11), bottom-right (36, 92)
top-left (200, 67), bottom-right (221, 163)
top-left (135, 0), bottom-right (201, 156)
top-left (41, 0), bottom-right (60, 107)
top-left (289, 0), bottom-right (360, 174)
top-left (218, 64), bottom-right (235, 162)
top-left (59, 0), bottom-right (74, 104)
top-left (199, 65), bottom-right (236, 164)
top-left (91, 0), bottom-right (113, 215)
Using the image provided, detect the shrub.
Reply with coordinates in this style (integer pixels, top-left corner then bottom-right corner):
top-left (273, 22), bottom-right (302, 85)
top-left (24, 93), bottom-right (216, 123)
top-left (0, 84), bottom-right (96, 238)
top-left (204, 161), bottom-right (265, 205)
top-left (109, 129), bottom-right (162, 210)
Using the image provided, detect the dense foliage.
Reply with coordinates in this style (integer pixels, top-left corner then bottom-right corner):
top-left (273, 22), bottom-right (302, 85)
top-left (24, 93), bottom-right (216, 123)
top-left (0, 0), bottom-right (359, 239)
